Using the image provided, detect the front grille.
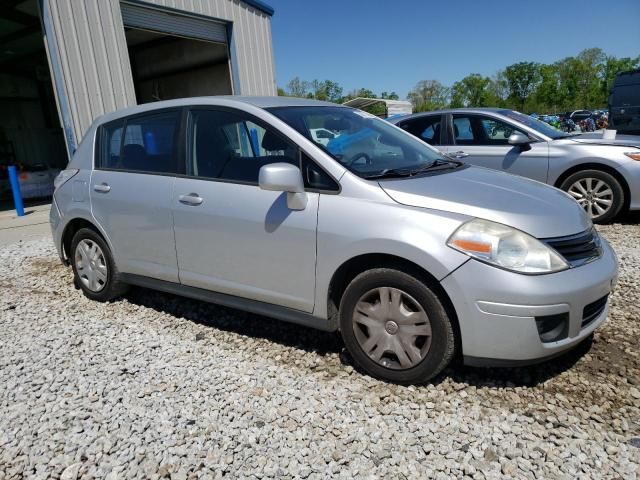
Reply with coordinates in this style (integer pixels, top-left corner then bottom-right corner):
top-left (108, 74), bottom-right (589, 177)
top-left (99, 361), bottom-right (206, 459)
top-left (542, 229), bottom-right (601, 267)
top-left (582, 295), bottom-right (608, 328)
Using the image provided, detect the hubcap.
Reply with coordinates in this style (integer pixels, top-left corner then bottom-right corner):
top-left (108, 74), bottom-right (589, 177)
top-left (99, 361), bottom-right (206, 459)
top-left (352, 287), bottom-right (432, 370)
top-left (567, 178), bottom-right (613, 219)
top-left (75, 239), bottom-right (108, 292)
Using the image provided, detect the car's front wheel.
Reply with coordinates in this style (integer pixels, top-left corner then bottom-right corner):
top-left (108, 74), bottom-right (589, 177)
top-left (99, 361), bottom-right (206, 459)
top-left (560, 169), bottom-right (624, 223)
top-left (339, 268), bottom-right (456, 384)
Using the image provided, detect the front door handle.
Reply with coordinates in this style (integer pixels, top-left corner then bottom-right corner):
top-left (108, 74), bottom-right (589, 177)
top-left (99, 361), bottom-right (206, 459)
top-left (93, 182), bottom-right (111, 193)
top-left (452, 151), bottom-right (469, 158)
top-left (179, 193), bottom-right (203, 206)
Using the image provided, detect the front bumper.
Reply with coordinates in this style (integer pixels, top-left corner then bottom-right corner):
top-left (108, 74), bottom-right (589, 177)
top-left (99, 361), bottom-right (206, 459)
top-left (441, 237), bottom-right (618, 365)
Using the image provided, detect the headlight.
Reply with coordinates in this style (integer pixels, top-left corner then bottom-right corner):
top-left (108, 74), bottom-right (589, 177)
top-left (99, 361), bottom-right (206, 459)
top-left (447, 218), bottom-right (569, 274)
top-left (53, 169), bottom-right (78, 190)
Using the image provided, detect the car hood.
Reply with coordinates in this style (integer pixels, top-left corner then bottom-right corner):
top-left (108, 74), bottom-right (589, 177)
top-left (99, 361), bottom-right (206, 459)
top-left (567, 133), bottom-right (640, 148)
top-left (379, 166), bottom-right (591, 239)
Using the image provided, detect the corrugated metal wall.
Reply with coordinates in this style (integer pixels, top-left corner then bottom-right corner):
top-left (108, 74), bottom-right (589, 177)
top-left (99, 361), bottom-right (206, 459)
top-left (42, 0), bottom-right (276, 147)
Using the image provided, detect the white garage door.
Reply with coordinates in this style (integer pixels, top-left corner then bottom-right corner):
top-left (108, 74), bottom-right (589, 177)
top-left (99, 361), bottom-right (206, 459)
top-left (120, 2), bottom-right (228, 44)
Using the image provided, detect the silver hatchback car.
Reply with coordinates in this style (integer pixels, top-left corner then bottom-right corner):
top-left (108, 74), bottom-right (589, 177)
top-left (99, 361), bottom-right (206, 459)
top-left (391, 108), bottom-right (640, 223)
top-left (50, 97), bottom-right (618, 384)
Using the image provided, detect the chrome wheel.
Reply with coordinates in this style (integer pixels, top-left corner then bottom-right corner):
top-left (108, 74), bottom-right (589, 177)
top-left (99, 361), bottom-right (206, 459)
top-left (352, 287), bottom-right (432, 370)
top-left (567, 177), bottom-right (613, 219)
top-left (75, 239), bottom-right (108, 292)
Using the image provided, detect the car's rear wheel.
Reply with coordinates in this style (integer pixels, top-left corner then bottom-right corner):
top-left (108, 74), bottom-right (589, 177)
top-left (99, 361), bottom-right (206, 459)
top-left (71, 228), bottom-right (127, 302)
top-left (560, 170), bottom-right (624, 223)
top-left (339, 268), bottom-right (456, 384)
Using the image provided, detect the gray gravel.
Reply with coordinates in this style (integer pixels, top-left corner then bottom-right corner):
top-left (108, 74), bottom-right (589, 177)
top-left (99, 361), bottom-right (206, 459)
top-left (1, 221), bottom-right (639, 479)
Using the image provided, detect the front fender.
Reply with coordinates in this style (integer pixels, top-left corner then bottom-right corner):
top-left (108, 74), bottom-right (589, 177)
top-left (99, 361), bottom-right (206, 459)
top-left (313, 195), bottom-right (470, 318)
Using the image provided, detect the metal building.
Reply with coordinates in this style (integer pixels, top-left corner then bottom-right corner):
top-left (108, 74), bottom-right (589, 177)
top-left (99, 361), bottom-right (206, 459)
top-left (0, 0), bottom-right (276, 172)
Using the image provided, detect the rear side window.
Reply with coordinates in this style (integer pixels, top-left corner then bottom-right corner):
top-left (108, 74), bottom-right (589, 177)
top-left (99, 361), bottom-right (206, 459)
top-left (398, 116), bottom-right (442, 145)
top-left (98, 110), bottom-right (181, 174)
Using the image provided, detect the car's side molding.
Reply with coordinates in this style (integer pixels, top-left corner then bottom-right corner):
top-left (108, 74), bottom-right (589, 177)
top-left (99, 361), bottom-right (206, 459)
top-left (120, 273), bottom-right (337, 332)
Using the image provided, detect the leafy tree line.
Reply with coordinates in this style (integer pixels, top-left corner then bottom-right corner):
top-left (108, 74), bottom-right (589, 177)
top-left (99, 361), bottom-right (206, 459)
top-left (278, 79), bottom-right (398, 104)
top-left (408, 48), bottom-right (639, 113)
top-left (279, 48), bottom-right (638, 114)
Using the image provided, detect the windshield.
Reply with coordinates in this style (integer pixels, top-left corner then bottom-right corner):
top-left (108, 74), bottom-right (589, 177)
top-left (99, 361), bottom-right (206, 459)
top-left (499, 110), bottom-right (569, 139)
top-left (267, 106), bottom-right (450, 178)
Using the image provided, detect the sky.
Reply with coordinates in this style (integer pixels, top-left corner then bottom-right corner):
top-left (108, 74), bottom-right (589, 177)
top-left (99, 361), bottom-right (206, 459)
top-left (267, 0), bottom-right (640, 99)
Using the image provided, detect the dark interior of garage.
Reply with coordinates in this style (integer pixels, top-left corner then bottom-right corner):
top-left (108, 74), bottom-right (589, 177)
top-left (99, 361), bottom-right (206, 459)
top-left (125, 28), bottom-right (233, 103)
top-left (0, 0), bottom-right (66, 177)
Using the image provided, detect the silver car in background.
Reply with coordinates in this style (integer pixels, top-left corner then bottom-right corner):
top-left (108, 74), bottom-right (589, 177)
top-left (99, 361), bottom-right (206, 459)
top-left (391, 108), bottom-right (640, 222)
top-left (51, 97), bottom-right (618, 384)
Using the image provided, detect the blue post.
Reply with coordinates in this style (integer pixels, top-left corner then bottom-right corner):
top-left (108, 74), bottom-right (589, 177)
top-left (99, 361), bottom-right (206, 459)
top-left (8, 165), bottom-right (25, 217)
top-left (249, 128), bottom-right (260, 156)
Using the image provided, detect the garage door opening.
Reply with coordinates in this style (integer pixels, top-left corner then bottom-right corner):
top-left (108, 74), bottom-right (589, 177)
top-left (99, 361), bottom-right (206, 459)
top-left (122, 2), bottom-right (234, 104)
top-left (0, 0), bottom-right (67, 201)
top-left (125, 28), bottom-right (233, 103)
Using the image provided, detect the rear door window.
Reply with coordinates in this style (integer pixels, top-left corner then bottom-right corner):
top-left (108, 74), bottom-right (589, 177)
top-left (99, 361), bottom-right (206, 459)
top-left (453, 115), bottom-right (526, 146)
top-left (452, 116), bottom-right (476, 144)
top-left (99, 110), bottom-right (182, 174)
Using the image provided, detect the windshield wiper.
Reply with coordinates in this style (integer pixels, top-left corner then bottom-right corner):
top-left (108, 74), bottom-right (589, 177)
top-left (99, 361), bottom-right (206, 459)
top-left (409, 158), bottom-right (462, 174)
top-left (363, 158), bottom-right (462, 180)
top-left (362, 168), bottom-right (414, 179)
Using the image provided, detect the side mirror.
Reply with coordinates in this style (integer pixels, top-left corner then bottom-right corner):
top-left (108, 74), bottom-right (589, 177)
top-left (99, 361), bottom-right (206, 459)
top-left (508, 132), bottom-right (531, 146)
top-left (259, 163), bottom-right (307, 210)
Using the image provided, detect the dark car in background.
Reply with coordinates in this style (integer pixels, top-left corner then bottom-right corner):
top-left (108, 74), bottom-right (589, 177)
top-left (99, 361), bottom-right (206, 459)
top-left (566, 110), bottom-right (594, 123)
top-left (609, 69), bottom-right (640, 135)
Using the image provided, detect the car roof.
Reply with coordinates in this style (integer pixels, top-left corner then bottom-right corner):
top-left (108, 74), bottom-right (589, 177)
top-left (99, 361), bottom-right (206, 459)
top-left (408, 107), bottom-right (507, 116)
top-left (94, 96), bottom-right (342, 125)
top-left (387, 107), bottom-right (512, 123)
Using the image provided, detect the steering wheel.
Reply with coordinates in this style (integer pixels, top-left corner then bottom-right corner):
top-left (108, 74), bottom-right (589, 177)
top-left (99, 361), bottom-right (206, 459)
top-left (346, 153), bottom-right (372, 167)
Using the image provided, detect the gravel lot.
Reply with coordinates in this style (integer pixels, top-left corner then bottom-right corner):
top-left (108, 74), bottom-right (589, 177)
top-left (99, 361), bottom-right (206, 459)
top-left (1, 221), bottom-right (639, 479)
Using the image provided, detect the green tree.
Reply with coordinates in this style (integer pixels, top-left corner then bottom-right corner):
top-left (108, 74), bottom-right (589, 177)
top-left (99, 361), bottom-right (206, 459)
top-left (486, 71), bottom-right (509, 107)
top-left (532, 64), bottom-right (561, 112)
top-left (381, 91), bottom-right (400, 100)
top-left (407, 80), bottom-right (449, 112)
top-left (504, 62), bottom-right (541, 110)
top-left (600, 54), bottom-right (640, 104)
top-left (449, 74), bottom-right (492, 108)
top-left (277, 87), bottom-right (287, 97)
top-left (576, 48), bottom-right (606, 108)
top-left (286, 77), bottom-right (309, 97)
top-left (311, 79), bottom-right (343, 102)
top-left (354, 88), bottom-right (377, 98)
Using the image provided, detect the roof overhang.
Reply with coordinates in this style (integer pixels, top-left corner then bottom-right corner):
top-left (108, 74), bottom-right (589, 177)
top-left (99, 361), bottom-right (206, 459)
top-left (243, 0), bottom-right (274, 16)
top-left (342, 97), bottom-right (413, 116)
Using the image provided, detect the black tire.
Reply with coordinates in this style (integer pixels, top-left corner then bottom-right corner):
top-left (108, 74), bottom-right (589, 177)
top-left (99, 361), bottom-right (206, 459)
top-left (339, 268), bottom-right (456, 385)
top-left (560, 169), bottom-right (624, 223)
top-left (70, 228), bottom-right (128, 302)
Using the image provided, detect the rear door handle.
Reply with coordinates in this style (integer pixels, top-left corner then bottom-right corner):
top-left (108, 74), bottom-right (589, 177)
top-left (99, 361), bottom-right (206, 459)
top-left (452, 151), bottom-right (469, 158)
top-left (93, 182), bottom-right (111, 193)
top-left (179, 193), bottom-right (203, 206)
